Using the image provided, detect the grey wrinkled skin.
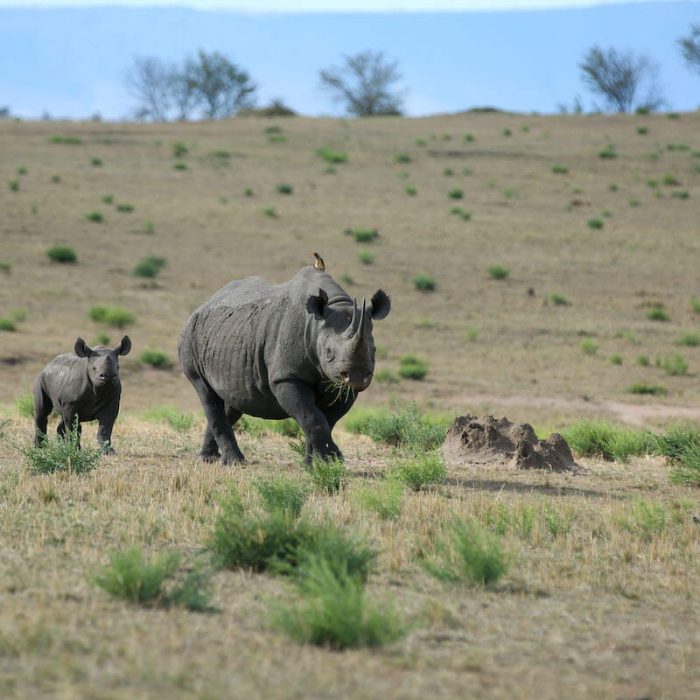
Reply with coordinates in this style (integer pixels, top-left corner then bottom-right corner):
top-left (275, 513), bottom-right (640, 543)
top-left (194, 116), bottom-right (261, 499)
top-left (178, 266), bottom-right (391, 465)
top-left (33, 336), bottom-right (132, 453)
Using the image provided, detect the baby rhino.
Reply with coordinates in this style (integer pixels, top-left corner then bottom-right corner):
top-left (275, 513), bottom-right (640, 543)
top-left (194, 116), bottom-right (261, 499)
top-left (33, 336), bottom-right (131, 453)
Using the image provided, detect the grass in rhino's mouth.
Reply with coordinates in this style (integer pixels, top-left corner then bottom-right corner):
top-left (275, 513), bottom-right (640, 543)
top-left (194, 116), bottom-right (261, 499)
top-left (322, 377), bottom-right (357, 405)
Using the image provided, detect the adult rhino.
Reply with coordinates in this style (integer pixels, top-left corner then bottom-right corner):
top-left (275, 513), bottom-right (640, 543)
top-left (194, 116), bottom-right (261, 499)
top-left (178, 265), bottom-right (391, 464)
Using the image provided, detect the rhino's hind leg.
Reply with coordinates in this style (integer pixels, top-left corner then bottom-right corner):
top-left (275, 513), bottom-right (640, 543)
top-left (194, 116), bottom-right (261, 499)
top-left (33, 381), bottom-right (51, 446)
top-left (198, 423), bottom-right (220, 462)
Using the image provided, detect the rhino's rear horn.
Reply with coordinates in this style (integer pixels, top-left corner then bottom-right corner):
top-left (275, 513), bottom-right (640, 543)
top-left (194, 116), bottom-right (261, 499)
top-left (348, 297), bottom-right (361, 336)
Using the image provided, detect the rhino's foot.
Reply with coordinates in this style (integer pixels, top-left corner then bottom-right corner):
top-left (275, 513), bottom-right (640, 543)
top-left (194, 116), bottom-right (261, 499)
top-left (220, 453), bottom-right (245, 466)
top-left (198, 450), bottom-right (220, 463)
top-left (100, 444), bottom-right (115, 456)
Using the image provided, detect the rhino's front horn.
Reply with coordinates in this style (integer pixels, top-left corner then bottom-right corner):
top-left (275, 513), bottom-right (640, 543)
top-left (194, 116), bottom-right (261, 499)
top-left (348, 297), bottom-right (361, 337)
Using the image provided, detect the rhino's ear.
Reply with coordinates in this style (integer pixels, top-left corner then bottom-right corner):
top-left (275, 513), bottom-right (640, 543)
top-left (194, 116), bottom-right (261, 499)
top-left (306, 288), bottom-right (329, 320)
top-left (74, 337), bottom-right (94, 358)
top-left (115, 335), bottom-right (132, 356)
top-left (369, 290), bottom-right (391, 320)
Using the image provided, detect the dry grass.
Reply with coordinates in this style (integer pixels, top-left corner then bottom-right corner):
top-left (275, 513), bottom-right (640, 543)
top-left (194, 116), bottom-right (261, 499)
top-left (2, 113), bottom-right (700, 697)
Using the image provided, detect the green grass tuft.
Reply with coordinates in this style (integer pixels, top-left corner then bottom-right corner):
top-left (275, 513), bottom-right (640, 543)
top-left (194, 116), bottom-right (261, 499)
top-left (25, 421), bottom-right (101, 474)
top-left (357, 250), bottom-right (375, 265)
top-left (316, 148), bottom-right (348, 164)
top-left (353, 480), bottom-right (405, 520)
top-left (85, 210), bottom-right (104, 223)
top-left (254, 475), bottom-right (310, 518)
top-left (142, 406), bottom-right (194, 432)
top-left (398, 354), bottom-right (428, 380)
top-left (139, 349), bottom-right (172, 369)
top-left (628, 382), bottom-right (668, 396)
top-left (89, 305), bottom-right (135, 328)
top-left (46, 245), bottom-right (77, 264)
top-left (388, 453), bottom-right (446, 491)
top-left (411, 274), bottom-right (436, 291)
top-left (487, 264), bottom-right (509, 280)
top-left (560, 420), bottom-right (657, 461)
top-left (132, 255), bottom-right (166, 279)
top-left (305, 458), bottom-right (346, 494)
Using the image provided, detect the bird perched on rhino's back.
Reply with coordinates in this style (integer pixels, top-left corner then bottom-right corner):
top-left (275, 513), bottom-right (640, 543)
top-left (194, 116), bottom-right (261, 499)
top-left (33, 336), bottom-right (131, 453)
top-left (178, 264), bottom-right (391, 465)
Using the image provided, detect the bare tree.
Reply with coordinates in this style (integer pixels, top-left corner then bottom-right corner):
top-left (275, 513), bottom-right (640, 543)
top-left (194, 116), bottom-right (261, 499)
top-left (168, 66), bottom-right (198, 121)
top-left (580, 46), bottom-right (664, 113)
top-left (679, 24), bottom-right (700, 74)
top-left (186, 50), bottom-right (257, 119)
top-left (125, 57), bottom-right (172, 121)
top-left (319, 50), bottom-right (404, 117)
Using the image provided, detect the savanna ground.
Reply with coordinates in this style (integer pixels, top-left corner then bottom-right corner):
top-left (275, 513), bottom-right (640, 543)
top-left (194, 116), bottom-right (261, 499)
top-left (1, 111), bottom-right (700, 697)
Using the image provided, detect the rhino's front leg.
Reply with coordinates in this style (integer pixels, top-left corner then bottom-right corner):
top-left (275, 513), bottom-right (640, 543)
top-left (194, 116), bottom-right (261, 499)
top-left (97, 406), bottom-right (118, 455)
top-left (272, 380), bottom-right (343, 463)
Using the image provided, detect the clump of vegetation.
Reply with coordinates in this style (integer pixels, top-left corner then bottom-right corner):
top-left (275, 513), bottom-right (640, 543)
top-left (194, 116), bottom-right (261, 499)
top-left (46, 245), bottom-right (77, 264)
top-left (15, 390), bottom-right (34, 417)
top-left (618, 499), bottom-right (667, 541)
top-left (0, 319), bottom-right (16, 332)
top-left (173, 161), bottom-right (188, 171)
top-left (116, 203), bottom-right (135, 213)
top-left (85, 211), bottom-right (104, 223)
top-left (49, 134), bottom-right (82, 145)
top-left (637, 126), bottom-right (649, 135)
top-left (139, 349), bottom-right (172, 369)
top-left (691, 297), bottom-right (700, 314)
top-left (561, 420), bottom-right (657, 461)
top-left (132, 255), bottom-right (166, 279)
top-left (678, 333), bottom-right (700, 347)
top-left (661, 424), bottom-right (700, 486)
top-left (662, 173), bottom-right (680, 186)
top-left (646, 305), bottom-right (669, 322)
top-left (316, 148), bottom-right (348, 164)
top-left (411, 274), bottom-right (436, 292)
top-left (422, 519), bottom-right (510, 586)
top-left (394, 152), bottom-right (411, 163)
top-left (90, 157), bottom-right (103, 167)
top-left (580, 337), bottom-right (598, 355)
top-left (398, 354), bottom-right (428, 380)
top-left (443, 167), bottom-right (454, 176)
top-left (357, 250), bottom-right (375, 265)
top-left (305, 458), bottom-right (347, 494)
top-left (487, 265), bottom-right (510, 280)
top-left (344, 403), bottom-right (447, 451)
top-left (94, 547), bottom-right (214, 612)
top-left (50, 174), bottom-right (61, 183)
top-left (389, 453), bottom-right (446, 491)
top-left (89, 305), bottom-right (135, 329)
top-left (102, 194), bottom-right (114, 205)
top-left (0, 260), bottom-right (11, 273)
top-left (628, 382), bottom-right (668, 396)
top-left (25, 422), bottom-right (100, 474)
top-left (449, 206), bottom-right (471, 221)
top-left (172, 142), bottom-right (188, 158)
top-left (502, 128), bottom-right (512, 137)
top-left (276, 183), bottom-right (293, 195)
top-left (610, 353), bottom-right (623, 365)
top-left (262, 206), bottom-right (278, 218)
top-left (254, 476), bottom-right (310, 518)
top-left (353, 480), bottom-right (405, 520)
top-left (464, 133), bottom-right (475, 142)
top-left (447, 188), bottom-right (464, 200)
top-left (345, 228), bottom-right (378, 243)
top-left (551, 163), bottom-right (569, 174)
top-left (656, 353), bottom-right (688, 376)
top-left (140, 219), bottom-right (155, 234)
top-left (9, 179), bottom-right (19, 192)
top-left (598, 144), bottom-right (617, 159)
top-left (671, 190), bottom-right (689, 200)
top-left (466, 326), bottom-right (479, 342)
top-left (549, 293), bottom-right (570, 306)
top-left (142, 405), bottom-right (194, 432)
top-left (244, 187), bottom-right (254, 196)
top-left (587, 217), bottom-right (604, 230)
top-left (404, 185), bottom-right (417, 196)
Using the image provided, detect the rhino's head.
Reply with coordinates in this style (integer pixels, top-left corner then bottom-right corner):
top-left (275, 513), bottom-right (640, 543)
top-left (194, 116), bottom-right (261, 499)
top-left (74, 336), bottom-right (132, 389)
top-left (307, 289), bottom-right (390, 394)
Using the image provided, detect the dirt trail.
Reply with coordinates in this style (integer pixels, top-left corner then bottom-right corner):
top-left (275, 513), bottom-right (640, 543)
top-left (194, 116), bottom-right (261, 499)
top-left (455, 393), bottom-right (700, 427)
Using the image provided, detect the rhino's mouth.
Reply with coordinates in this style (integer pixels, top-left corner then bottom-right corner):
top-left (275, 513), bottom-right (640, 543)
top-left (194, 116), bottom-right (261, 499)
top-left (322, 376), bottom-right (358, 405)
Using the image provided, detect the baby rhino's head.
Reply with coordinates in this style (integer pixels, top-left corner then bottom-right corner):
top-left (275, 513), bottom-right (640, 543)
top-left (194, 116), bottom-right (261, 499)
top-left (74, 336), bottom-right (131, 389)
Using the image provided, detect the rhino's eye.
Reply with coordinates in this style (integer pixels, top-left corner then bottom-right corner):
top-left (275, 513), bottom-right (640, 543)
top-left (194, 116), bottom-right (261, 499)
top-left (326, 347), bottom-right (335, 360)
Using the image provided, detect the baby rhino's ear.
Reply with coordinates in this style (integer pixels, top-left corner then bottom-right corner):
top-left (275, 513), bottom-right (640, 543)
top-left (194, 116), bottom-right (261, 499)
top-left (115, 336), bottom-right (132, 356)
top-left (306, 288), bottom-right (329, 320)
top-left (74, 337), bottom-right (94, 358)
top-left (369, 290), bottom-right (391, 320)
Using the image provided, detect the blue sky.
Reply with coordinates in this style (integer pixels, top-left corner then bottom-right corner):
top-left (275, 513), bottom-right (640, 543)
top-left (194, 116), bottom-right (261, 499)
top-left (0, 2), bottom-right (698, 119)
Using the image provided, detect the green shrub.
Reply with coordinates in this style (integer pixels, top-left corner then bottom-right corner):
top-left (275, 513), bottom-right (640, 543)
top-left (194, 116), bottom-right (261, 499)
top-left (46, 245), bottom-right (77, 264)
top-left (305, 458), bottom-right (346, 494)
top-left (15, 391), bottom-right (34, 417)
top-left (357, 250), bottom-right (375, 265)
top-left (141, 220), bottom-right (155, 234)
top-left (262, 206), bottom-right (277, 218)
top-left (657, 423), bottom-right (700, 463)
top-left (549, 293), bottom-right (570, 306)
top-left (637, 126), bottom-right (649, 135)
top-left (637, 355), bottom-right (650, 366)
top-left (464, 133), bottom-right (475, 142)
top-left (609, 182), bottom-right (619, 191)
top-left (49, 134), bottom-right (82, 144)
top-left (0, 319), bottom-right (16, 332)
top-left (671, 190), bottom-right (689, 200)
top-left (268, 134), bottom-right (287, 143)
top-left (657, 353), bottom-right (688, 376)
top-left (353, 480), bottom-right (405, 520)
top-left (598, 144), bottom-right (617, 159)
top-left (628, 382), bottom-right (668, 396)
top-left (25, 421), bottom-right (100, 474)
top-left (85, 211), bottom-right (104, 223)
top-left (447, 188), bottom-right (463, 200)
top-left (90, 157), bottom-right (103, 167)
top-left (415, 137), bottom-right (427, 146)
top-left (142, 406), bottom-right (194, 432)
top-left (667, 442), bottom-right (700, 486)
top-left (466, 326), bottom-right (479, 342)
top-left (587, 217), bottom-right (604, 230)
top-left (346, 228), bottom-right (378, 243)
top-left (139, 349), bottom-right (172, 369)
top-left (551, 163), bottom-right (569, 174)
top-left (662, 173), bottom-right (680, 186)
top-left (9, 179), bottom-right (19, 192)
top-left (102, 194), bottom-right (114, 205)
top-left (51, 174), bottom-right (61, 183)
top-left (691, 298), bottom-right (700, 314)
top-left (316, 148), bottom-right (348, 164)
top-left (116, 203), bottom-right (134, 213)
top-left (678, 333), bottom-right (700, 347)
top-left (560, 420), bottom-right (657, 461)
top-left (449, 206), bottom-right (471, 220)
top-left (244, 187), bottom-right (254, 196)
top-left (389, 453), bottom-right (446, 491)
top-left (374, 369), bottom-right (399, 384)
top-left (394, 152), bottom-right (411, 163)
top-left (254, 476), bottom-right (310, 518)
top-left (423, 520), bottom-right (510, 586)
top-left (618, 499), bottom-right (666, 540)
top-left (89, 306), bottom-right (135, 328)
top-left (132, 255), bottom-right (166, 279)
top-left (0, 260), bottom-right (11, 273)
top-left (265, 125), bottom-right (283, 134)
top-left (404, 185), bottom-right (417, 196)
top-left (487, 264), bottom-right (510, 280)
top-left (343, 403), bottom-right (447, 451)
top-left (609, 353), bottom-right (623, 365)
top-left (629, 198), bottom-right (642, 207)
top-left (173, 161), bottom-right (188, 171)
top-left (398, 354), bottom-right (428, 380)
top-left (502, 127), bottom-right (512, 137)
top-left (443, 167), bottom-right (454, 176)
top-left (94, 547), bottom-right (213, 612)
top-left (172, 142), bottom-right (188, 158)
top-left (276, 183), bottom-right (293, 194)
top-left (93, 332), bottom-right (110, 345)
top-left (271, 556), bottom-right (404, 650)
top-left (646, 306), bottom-right (669, 321)
top-left (580, 337), bottom-right (598, 355)
top-left (411, 274), bottom-right (436, 292)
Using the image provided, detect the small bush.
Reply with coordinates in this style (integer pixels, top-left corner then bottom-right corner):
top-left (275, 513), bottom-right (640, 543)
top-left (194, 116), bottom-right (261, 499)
top-left (619, 499), bottom-right (666, 541)
top-left (443, 167), bottom-right (454, 176)
top-left (415, 137), bottom-right (427, 146)
top-left (628, 382), bottom-right (668, 396)
top-left (629, 198), bottom-right (642, 207)
top-left (580, 337), bottom-right (598, 355)
top-left (609, 182), bottom-right (619, 191)
top-left (502, 127), bottom-right (512, 137)
top-left (411, 274), bottom-right (436, 292)
top-left (0, 260), bottom-right (11, 273)
top-left (276, 183), bottom-right (293, 195)
top-left (398, 354), bottom-right (428, 380)
top-left (404, 185), bottom-right (417, 196)
top-left (637, 355), bottom-right (650, 366)
top-left (610, 353), bottom-right (623, 365)
top-left (487, 265), bottom-right (509, 280)
top-left (254, 476), bottom-right (310, 518)
top-left (172, 142), bottom-right (188, 158)
top-left (116, 203), bottom-right (134, 213)
top-left (646, 306), bottom-right (669, 322)
top-left (447, 188), bottom-right (463, 200)
top-left (464, 133), bottom-right (475, 142)
top-left (93, 332), bottom-right (110, 345)
top-left (262, 206), bottom-right (277, 218)
top-left (9, 179), bottom-right (19, 192)
top-left (394, 152), bottom-right (411, 163)
top-left (94, 547), bottom-right (213, 612)
top-left (672, 190), bottom-right (689, 200)
top-left (173, 161), bottom-right (188, 171)
top-left (357, 250), bottom-right (375, 265)
top-left (25, 421), bottom-right (100, 474)
top-left (662, 173), bottom-right (680, 186)
top-left (133, 255), bottom-right (166, 279)
top-left (305, 458), bottom-right (346, 494)
top-left (346, 228), bottom-right (378, 243)
top-left (374, 369), bottom-right (399, 384)
top-left (389, 453), bottom-right (446, 491)
top-left (141, 220), bottom-right (155, 234)
top-left (678, 333), bottom-right (700, 347)
top-left (316, 148), bottom-right (348, 164)
top-left (89, 306), bottom-right (135, 328)
top-left (140, 349), bottom-right (172, 369)
top-left (691, 298), bottom-right (700, 314)
top-left (142, 406), bottom-right (194, 432)
top-left (15, 391), bottom-right (34, 417)
top-left (423, 520), bottom-right (510, 586)
top-left (587, 217), bottom-right (604, 230)
top-left (551, 163), bottom-right (569, 174)
top-left (549, 293), bottom-right (570, 306)
top-left (46, 245), bottom-right (77, 264)
top-left (51, 174), bottom-right (61, 183)
top-left (0, 319), bottom-right (16, 332)
top-left (466, 326), bottom-right (479, 342)
top-left (598, 144), bottom-right (617, 159)
top-left (637, 126), bottom-right (649, 135)
top-left (271, 556), bottom-right (404, 650)
top-left (665, 427), bottom-right (700, 486)
top-left (449, 206), bottom-right (471, 220)
top-left (560, 420), bottom-right (657, 461)
top-left (353, 480), bottom-right (405, 520)
top-left (49, 134), bottom-right (82, 145)
top-left (85, 211), bottom-right (104, 223)
top-left (90, 157), bottom-right (102, 167)
top-left (244, 187), bottom-right (254, 196)
top-left (268, 134), bottom-right (287, 143)
top-left (657, 353), bottom-right (688, 376)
